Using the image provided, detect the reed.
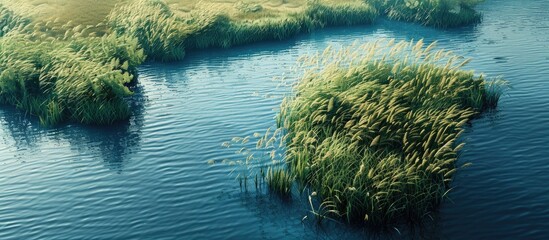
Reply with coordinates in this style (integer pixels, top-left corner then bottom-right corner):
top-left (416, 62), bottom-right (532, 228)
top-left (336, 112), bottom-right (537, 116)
top-left (375, 0), bottom-right (484, 27)
top-left (0, 29), bottom-right (145, 125)
top-left (108, 0), bottom-right (377, 61)
top-left (274, 39), bottom-right (503, 225)
top-left (266, 167), bottom-right (294, 196)
top-left (1, 0), bottom-right (485, 125)
top-left (107, 0), bottom-right (188, 61)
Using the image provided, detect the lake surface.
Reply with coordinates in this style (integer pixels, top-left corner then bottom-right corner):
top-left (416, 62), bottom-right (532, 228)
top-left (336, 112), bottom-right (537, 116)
top-left (1, 0), bottom-right (548, 239)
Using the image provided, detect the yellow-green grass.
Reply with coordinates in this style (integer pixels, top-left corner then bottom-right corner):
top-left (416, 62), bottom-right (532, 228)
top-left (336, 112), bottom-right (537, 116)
top-left (0, 26), bottom-right (145, 125)
top-left (266, 167), bottom-right (294, 196)
top-left (0, 0), bottom-right (483, 31)
top-left (0, 0), bottom-right (126, 32)
top-left (0, 0), bottom-right (369, 34)
top-left (272, 39), bottom-right (502, 225)
top-left (0, 4), bottom-right (29, 36)
top-left (379, 0), bottom-right (484, 28)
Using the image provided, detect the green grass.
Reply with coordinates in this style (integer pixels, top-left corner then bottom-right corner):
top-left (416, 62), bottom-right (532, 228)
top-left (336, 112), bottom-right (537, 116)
top-left (274, 39), bottom-right (502, 225)
top-left (0, 28), bottom-right (145, 125)
top-left (266, 167), bottom-right (294, 196)
top-left (377, 0), bottom-right (484, 28)
top-left (0, 4), bottom-right (29, 36)
top-left (107, 0), bottom-right (377, 61)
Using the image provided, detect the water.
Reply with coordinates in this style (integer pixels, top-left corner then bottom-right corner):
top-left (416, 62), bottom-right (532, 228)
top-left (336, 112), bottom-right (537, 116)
top-left (1, 0), bottom-right (548, 239)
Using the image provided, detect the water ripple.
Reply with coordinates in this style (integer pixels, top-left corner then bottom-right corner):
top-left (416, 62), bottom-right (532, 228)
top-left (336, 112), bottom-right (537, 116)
top-left (0, 0), bottom-right (548, 239)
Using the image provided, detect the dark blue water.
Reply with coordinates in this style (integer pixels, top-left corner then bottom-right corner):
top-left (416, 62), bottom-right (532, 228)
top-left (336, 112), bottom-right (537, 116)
top-left (1, 0), bottom-right (548, 239)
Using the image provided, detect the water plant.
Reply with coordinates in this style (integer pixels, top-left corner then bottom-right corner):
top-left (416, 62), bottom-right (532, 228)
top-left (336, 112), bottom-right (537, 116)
top-left (0, 28), bottom-right (145, 125)
top-left (0, 4), bottom-right (29, 36)
top-left (266, 167), bottom-right (293, 196)
top-left (273, 39), bottom-right (502, 225)
top-left (375, 0), bottom-right (484, 27)
top-left (107, 0), bottom-right (189, 61)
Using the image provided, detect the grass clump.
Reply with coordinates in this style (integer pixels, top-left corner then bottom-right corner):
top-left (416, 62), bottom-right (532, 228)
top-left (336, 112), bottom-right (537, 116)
top-left (266, 167), bottom-right (294, 196)
top-left (277, 39), bottom-right (502, 225)
top-left (0, 29), bottom-right (145, 125)
top-left (305, 0), bottom-right (379, 27)
top-left (376, 0), bottom-right (484, 27)
top-left (107, 0), bottom-right (188, 61)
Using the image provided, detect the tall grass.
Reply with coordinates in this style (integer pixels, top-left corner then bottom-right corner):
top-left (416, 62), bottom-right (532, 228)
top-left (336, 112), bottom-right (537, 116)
top-left (0, 28), bottom-right (145, 125)
top-left (107, 0), bottom-right (188, 61)
top-left (108, 0), bottom-right (377, 61)
top-left (1, 0), bottom-right (485, 125)
top-left (266, 167), bottom-right (294, 196)
top-left (274, 39), bottom-right (502, 225)
top-left (0, 4), bottom-right (29, 36)
top-left (375, 0), bottom-right (484, 27)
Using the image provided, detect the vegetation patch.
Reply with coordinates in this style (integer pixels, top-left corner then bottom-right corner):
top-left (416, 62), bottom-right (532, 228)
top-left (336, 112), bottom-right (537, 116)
top-left (270, 39), bottom-right (502, 225)
top-left (0, 24), bottom-right (145, 125)
top-left (107, 0), bottom-right (377, 61)
top-left (0, 4), bottom-right (29, 36)
top-left (377, 0), bottom-right (484, 27)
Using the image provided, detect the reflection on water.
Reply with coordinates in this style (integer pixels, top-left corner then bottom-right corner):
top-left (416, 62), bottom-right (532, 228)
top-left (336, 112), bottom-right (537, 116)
top-left (0, 83), bottom-right (146, 172)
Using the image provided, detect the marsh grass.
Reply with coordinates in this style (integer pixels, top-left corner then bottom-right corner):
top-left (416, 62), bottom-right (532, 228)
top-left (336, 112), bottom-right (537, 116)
top-left (107, 0), bottom-right (377, 61)
top-left (107, 0), bottom-right (188, 61)
top-left (253, 39), bottom-right (504, 225)
top-left (266, 167), bottom-right (294, 196)
top-left (1, 0), bottom-right (487, 126)
top-left (0, 4), bottom-right (29, 36)
top-left (0, 25), bottom-right (145, 125)
top-left (375, 0), bottom-right (484, 27)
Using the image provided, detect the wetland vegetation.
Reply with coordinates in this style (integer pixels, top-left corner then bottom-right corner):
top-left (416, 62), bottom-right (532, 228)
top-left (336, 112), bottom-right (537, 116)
top-left (266, 39), bottom-right (501, 225)
top-left (0, 0), bottom-right (502, 229)
top-left (0, 0), bottom-right (485, 125)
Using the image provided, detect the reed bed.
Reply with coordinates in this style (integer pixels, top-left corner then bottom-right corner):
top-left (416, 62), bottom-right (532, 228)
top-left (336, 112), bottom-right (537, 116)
top-left (375, 0), bottom-right (484, 27)
top-left (107, 0), bottom-right (377, 61)
top-left (269, 39), bottom-right (502, 225)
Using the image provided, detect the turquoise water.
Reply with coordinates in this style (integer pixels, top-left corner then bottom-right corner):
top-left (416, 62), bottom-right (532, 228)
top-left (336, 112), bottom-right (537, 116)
top-left (1, 0), bottom-right (548, 239)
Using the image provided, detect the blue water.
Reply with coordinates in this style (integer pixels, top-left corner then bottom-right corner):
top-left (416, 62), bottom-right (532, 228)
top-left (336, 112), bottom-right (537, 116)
top-left (1, 0), bottom-right (548, 239)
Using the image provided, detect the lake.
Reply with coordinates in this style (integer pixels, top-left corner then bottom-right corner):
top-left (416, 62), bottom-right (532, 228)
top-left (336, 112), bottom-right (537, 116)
top-left (0, 0), bottom-right (548, 239)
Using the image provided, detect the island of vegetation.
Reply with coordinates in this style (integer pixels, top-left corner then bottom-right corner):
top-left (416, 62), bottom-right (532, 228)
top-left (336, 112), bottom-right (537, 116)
top-left (265, 39), bottom-right (501, 225)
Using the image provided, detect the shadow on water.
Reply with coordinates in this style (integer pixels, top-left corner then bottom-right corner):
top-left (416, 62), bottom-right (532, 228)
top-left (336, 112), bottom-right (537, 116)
top-left (0, 83), bottom-right (147, 173)
top-left (0, 106), bottom-right (44, 151)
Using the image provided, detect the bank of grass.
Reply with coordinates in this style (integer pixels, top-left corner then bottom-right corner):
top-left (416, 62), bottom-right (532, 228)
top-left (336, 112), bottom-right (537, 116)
top-left (107, 0), bottom-right (378, 61)
top-left (0, 0), bottom-right (485, 126)
top-left (0, 28), bottom-right (145, 125)
top-left (272, 39), bottom-right (501, 225)
top-left (377, 0), bottom-right (483, 27)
